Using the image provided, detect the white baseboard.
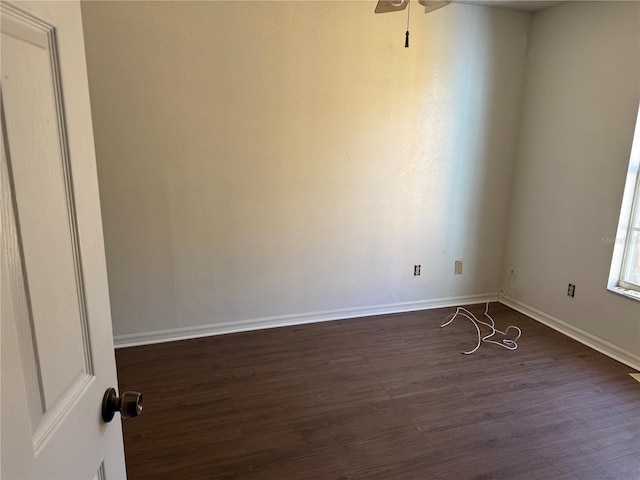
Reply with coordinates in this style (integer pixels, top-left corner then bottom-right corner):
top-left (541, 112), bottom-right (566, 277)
top-left (500, 297), bottom-right (640, 372)
top-left (113, 293), bottom-right (495, 348)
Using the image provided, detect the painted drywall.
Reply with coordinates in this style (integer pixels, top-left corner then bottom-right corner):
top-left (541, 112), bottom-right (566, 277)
top-left (81, 1), bottom-right (530, 340)
top-left (501, 1), bottom-right (640, 364)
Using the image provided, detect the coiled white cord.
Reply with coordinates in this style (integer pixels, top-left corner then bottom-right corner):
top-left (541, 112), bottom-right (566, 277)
top-left (441, 283), bottom-right (521, 355)
top-left (440, 268), bottom-right (522, 355)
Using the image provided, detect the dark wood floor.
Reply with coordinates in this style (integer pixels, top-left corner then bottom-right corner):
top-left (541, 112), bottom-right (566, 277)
top-left (115, 303), bottom-right (640, 480)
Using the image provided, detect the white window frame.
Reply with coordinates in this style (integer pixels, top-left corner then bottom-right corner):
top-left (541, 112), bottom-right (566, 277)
top-left (608, 103), bottom-right (640, 301)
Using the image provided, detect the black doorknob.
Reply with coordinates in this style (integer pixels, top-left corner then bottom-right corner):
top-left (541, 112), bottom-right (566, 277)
top-left (102, 387), bottom-right (143, 422)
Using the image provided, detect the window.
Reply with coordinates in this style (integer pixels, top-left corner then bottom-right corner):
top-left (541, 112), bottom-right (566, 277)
top-left (609, 103), bottom-right (640, 300)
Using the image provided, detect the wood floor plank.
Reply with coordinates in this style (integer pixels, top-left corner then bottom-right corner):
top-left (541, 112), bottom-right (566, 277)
top-left (116, 303), bottom-right (640, 479)
top-left (573, 453), bottom-right (640, 480)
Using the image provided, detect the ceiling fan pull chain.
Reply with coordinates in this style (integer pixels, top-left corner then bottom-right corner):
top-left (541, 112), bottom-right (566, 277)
top-left (405, 0), bottom-right (411, 47)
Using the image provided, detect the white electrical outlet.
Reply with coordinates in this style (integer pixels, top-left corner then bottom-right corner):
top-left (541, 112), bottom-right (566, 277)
top-left (455, 261), bottom-right (463, 275)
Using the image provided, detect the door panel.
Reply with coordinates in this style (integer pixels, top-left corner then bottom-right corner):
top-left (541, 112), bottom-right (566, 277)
top-left (3, 10), bottom-right (92, 438)
top-left (1, 2), bottom-right (127, 478)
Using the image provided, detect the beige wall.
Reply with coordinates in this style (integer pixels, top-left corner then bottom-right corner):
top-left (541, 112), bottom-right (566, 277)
top-left (501, 1), bottom-right (640, 365)
top-left (82, 1), bottom-right (530, 342)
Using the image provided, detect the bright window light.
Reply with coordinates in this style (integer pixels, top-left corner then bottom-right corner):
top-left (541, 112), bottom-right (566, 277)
top-left (609, 103), bottom-right (640, 300)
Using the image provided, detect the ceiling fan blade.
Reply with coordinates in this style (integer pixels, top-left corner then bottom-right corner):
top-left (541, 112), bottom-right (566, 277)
top-left (417, 0), bottom-right (452, 13)
top-left (374, 0), bottom-right (409, 14)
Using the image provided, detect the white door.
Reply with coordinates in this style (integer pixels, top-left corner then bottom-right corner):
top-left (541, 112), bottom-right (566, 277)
top-left (1, 1), bottom-right (128, 479)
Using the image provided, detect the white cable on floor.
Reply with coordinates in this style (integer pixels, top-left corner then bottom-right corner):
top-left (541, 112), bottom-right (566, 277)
top-left (441, 285), bottom-right (521, 355)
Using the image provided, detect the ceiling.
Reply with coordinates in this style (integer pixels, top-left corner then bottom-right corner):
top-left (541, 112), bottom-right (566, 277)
top-left (455, 1), bottom-right (565, 11)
